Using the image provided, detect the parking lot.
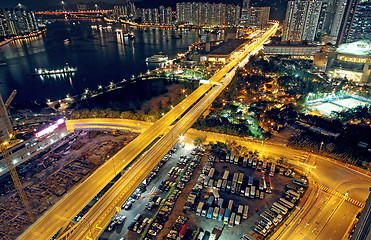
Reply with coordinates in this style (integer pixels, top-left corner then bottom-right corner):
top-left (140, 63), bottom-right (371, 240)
top-left (98, 143), bottom-right (307, 240)
top-left (98, 144), bottom-right (194, 240)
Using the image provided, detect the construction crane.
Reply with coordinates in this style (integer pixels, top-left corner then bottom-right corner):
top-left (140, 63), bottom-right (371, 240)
top-left (0, 90), bottom-right (34, 221)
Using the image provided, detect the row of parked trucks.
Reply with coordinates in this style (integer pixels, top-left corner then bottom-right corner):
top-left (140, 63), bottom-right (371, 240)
top-left (255, 181), bottom-right (305, 236)
top-left (214, 151), bottom-right (277, 176)
top-left (196, 196), bottom-right (249, 227)
top-left (207, 170), bottom-right (272, 199)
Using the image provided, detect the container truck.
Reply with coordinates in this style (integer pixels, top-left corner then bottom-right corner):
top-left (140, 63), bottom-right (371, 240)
top-left (238, 173), bottom-right (244, 184)
top-left (222, 170), bottom-right (229, 180)
top-left (223, 208), bottom-right (231, 224)
top-left (208, 168), bottom-right (215, 178)
top-left (217, 198), bottom-right (224, 208)
top-left (227, 199), bottom-right (234, 210)
top-left (226, 181), bottom-right (232, 192)
top-left (250, 186), bottom-right (255, 198)
top-left (231, 182), bottom-right (237, 194)
top-left (229, 212), bottom-right (236, 227)
top-left (234, 155), bottom-right (239, 165)
top-left (237, 205), bottom-right (244, 215)
top-left (216, 179), bottom-right (222, 190)
top-left (269, 162), bottom-right (276, 176)
top-left (235, 215), bottom-right (241, 225)
top-left (243, 155), bottom-right (248, 167)
top-left (232, 173), bottom-right (238, 183)
top-left (218, 208), bottom-right (225, 222)
top-left (213, 207), bottom-right (220, 220)
top-left (245, 186), bottom-right (250, 197)
top-left (226, 151), bottom-right (230, 161)
top-left (230, 153), bottom-right (235, 163)
top-left (207, 207), bottom-right (214, 219)
top-left (207, 196), bottom-right (214, 206)
top-left (248, 176), bottom-right (253, 186)
top-left (196, 202), bottom-right (204, 216)
top-left (248, 156), bottom-right (253, 167)
top-left (262, 160), bottom-right (267, 173)
top-left (259, 178), bottom-right (265, 191)
top-left (243, 205), bottom-right (249, 219)
top-left (221, 179), bottom-right (227, 191)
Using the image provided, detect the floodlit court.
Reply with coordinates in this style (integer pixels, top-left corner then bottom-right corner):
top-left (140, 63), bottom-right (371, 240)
top-left (308, 95), bottom-right (370, 116)
top-left (332, 98), bottom-right (365, 109)
top-left (312, 102), bottom-right (343, 116)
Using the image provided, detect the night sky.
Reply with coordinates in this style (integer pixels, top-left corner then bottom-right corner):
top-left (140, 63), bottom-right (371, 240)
top-left (4, 0), bottom-right (288, 20)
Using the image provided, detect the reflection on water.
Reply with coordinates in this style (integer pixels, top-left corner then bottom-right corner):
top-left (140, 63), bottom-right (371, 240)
top-left (0, 21), bottom-right (223, 103)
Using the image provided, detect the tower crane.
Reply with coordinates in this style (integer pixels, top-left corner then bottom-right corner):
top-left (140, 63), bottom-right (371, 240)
top-left (0, 90), bottom-right (34, 221)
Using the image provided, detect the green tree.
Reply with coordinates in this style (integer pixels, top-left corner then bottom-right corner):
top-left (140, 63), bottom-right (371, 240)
top-left (193, 136), bottom-right (206, 149)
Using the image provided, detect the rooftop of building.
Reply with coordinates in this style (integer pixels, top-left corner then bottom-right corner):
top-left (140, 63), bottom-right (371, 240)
top-left (208, 39), bottom-right (246, 56)
top-left (337, 40), bottom-right (371, 57)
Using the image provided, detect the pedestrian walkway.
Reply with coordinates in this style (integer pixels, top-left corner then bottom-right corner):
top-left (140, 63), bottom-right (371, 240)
top-left (318, 184), bottom-right (365, 208)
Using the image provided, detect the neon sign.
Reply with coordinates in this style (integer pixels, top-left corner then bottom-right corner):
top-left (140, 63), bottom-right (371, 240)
top-left (35, 118), bottom-right (65, 138)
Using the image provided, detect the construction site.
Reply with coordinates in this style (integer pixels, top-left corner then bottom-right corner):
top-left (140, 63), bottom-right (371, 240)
top-left (0, 88), bottom-right (139, 240)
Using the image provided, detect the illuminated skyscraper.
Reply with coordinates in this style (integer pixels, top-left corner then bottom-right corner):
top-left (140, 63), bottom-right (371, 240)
top-left (240, 0), bottom-right (250, 27)
top-left (338, 0), bottom-right (371, 44)
top-left (283, 0), bottom-right (322, 42)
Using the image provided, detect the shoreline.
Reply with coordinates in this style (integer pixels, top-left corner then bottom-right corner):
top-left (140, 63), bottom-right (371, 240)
top-left (0, 29), bottom-right (46, 47)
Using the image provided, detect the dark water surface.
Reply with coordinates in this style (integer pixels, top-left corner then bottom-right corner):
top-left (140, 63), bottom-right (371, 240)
top-left (0, 21), bottom-right (221, 103)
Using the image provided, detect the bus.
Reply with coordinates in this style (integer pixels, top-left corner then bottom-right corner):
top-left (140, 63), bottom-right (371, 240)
top-left (208, 168), bottom-right (215, 178)
top-left (238, 173), bottom-right (244, 184)
top-left (287, 189), bottom-right (300, 200)
top-left (179, 224), bottom-right (188, 238)
top-left (221, 180), bottom-right (227, 191)
top-left (273, 202), bottom-right (288, 215)
top-left (271, 206), bottom-right (282, 215)
top-left (243, 205), bottom-right (249, 219)
top-left (269, 162), bottom-right (276, 176)
top-left (232, 173), bottom-right (239, 183)
top-left (230, 153), bottom-right (235, 163)
top-left (222, 170), bottom-right (229, 180)
top-left (279, 198), bottom-right (294, 209)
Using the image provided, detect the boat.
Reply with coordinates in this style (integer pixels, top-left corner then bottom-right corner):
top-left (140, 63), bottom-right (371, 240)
top-left (171, 33), bottom-right (182, 39)
top-left (33, 64), bottom-right (77, 76)
top-left (0, 62), bottom-right (7, 66)
top-left (145, 53), bottom-right (168, 63)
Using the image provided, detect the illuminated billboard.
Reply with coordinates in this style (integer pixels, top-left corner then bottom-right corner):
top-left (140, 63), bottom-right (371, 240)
top-left (35, 118), bottom-right (65, 138)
